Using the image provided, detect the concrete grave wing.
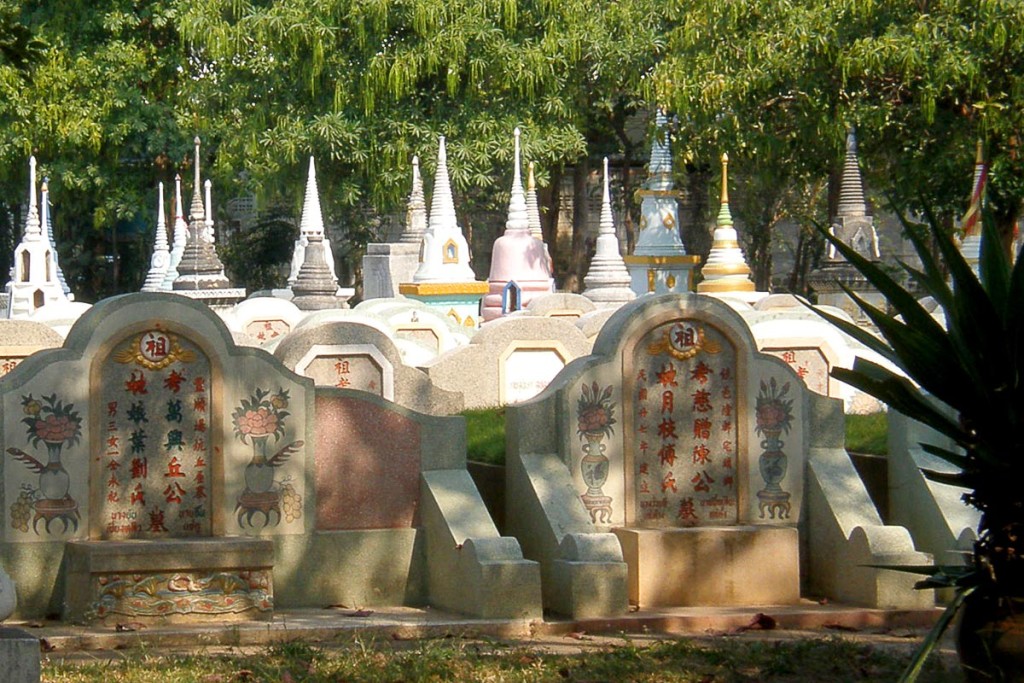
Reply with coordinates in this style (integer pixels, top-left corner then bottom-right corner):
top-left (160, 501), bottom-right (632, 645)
top-left (292, 309), bottom-right (438, 368)
top-left (575, 307), bottom-right (618, 343)
top-left (353, 297), bottom-right (471, 364)
top-left (887, 401), bottom-right (979, 568)
top-left (424, 315), bottom-right (593, 410)
top-left (273, 318), bottom-right (463, 415)
top-left (506, 293), bottom-right (932, 617)
top-left (0, 292), bottom-right (316, 620)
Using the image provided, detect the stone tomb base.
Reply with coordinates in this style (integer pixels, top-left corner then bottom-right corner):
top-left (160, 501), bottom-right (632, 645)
top-left (612, 526), bottom-right (799, 607)
top-left (64, 538), bottom-right (273, 623)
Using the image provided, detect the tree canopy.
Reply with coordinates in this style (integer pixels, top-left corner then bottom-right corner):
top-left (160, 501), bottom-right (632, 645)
top-left (0, 0), bottom-right (1022, 297)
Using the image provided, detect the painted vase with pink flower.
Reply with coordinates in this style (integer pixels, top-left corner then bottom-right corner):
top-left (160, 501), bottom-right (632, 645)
top-left (754, 378), bottom-right (793, 519)
top-left (20, 394), bottom-right (81, 500)
top-left (576, 381), bottom-right (616, 523)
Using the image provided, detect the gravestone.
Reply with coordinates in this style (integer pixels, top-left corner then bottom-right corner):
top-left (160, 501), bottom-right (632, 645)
top-left (220, 297), bottom-right (304, 347)
top-left (0, 321), bottom-right (64, 378)
top-left (426, 316), bottom-right (593, 409)
top-left (273, 319), bottom-right (463, 415)
top-left (506, 293), bottom-right (807, 612)
top-left (0, 293), bottom-right (312, 622)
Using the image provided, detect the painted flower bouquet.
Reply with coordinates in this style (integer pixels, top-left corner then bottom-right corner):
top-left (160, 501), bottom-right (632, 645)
top-left (21, 393), bottom-right (82, 447)
top-left (576, 382), bottom-right (616, 439)
top-left (754, 378), bottom-right (794, 436)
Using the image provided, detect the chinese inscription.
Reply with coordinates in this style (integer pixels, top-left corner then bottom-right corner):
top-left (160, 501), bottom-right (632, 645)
top-left (633, 320), bottom-right (738, 527)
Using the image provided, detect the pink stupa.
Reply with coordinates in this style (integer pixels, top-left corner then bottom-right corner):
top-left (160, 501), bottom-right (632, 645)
top-left (481, 128), bottom-right (554, 321)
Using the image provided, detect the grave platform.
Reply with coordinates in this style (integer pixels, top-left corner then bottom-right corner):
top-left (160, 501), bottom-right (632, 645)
top-left (17, 602), bottom-right (941, 654)
top-left (613, 526), bottom-right (800, 607)
top-left (63, 537), bottom-right (273, 624)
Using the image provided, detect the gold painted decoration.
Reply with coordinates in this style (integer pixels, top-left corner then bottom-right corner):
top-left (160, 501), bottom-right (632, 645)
top-left (666, 274), bottom-right (677, 290)
top-left (662, 212), bottom-right (676, 228)
top-left (647, 269), bottom-right (657, 293)
top-left (647, 322), bottom-right (721, 360)
top-left (113, 330), bottom-right (196, 370)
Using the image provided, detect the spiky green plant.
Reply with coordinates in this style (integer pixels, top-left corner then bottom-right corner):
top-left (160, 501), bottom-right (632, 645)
top-left (811, 210), bottom-right (1024, 682)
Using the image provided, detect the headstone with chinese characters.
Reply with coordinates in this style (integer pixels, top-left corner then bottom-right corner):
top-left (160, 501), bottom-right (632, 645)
top-left (0, 293), bottom-right (312, 622)
top-left (0, 292), bottom-right (542, 622)
top-left (220, 297), bottom-right (305, 348)
top-left (353, 297), bottom-right (471, 366)
top-left (505, 293), bottom-right (809, 612)
top-left (425, 315), bottom-right (593, 409)
top-left (273, 318), bottom-right (463, 415)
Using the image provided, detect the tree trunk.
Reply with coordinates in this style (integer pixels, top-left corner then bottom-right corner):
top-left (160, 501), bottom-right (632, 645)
top-left (566, 159), bottom-right (592, 293)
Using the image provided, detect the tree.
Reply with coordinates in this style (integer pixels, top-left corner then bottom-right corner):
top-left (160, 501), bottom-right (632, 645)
top-left (655, 0), bottom-right (1024, 290)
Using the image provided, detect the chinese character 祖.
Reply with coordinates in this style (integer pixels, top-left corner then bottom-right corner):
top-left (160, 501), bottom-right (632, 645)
top-left (673, 324), bottom-right (696, 347)
top-left (163, 369), bottom-right (187, 393)
top-left (334, 360), bottom-right (351, 374)
top-left (781, 350), bottom-right (796, 364)
top-left (657, 417), bottom-right (678, 440)
top-left (144, 333), bottom-right (168, 358)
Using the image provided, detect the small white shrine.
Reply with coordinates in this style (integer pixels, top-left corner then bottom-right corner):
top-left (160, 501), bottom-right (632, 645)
top-left (625, 111), bottom-right (700, 295)
top-left (399, 136), bottom-right (488, 329)
top-left (580, 158), bottom-right (636, 309)
top-left (6, 157), bottom-right (72, 318)
top-left (362, 157), bottom-right (428, 299)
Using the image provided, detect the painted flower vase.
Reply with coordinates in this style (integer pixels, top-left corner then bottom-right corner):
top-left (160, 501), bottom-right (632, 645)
top-left (244, 435), bottom-right (275, 493)
top-left (38, 440), bottom-right (71, 500)
top-left (758, 429), bottom-right (788, 490)
top-left (580, 432), bottom-right (609, 496)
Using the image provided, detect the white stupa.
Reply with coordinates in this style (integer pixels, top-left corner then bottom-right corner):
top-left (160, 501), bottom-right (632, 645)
top-left (141, 182), bottom-right (171, 292)
top-left (288, 159), bottom-right (338, 286)
top-left (40, 180), bottom-right (71, 298)
top-left (581, 158), bottom-right (636, 309)
top-left (290, 157), bottom-right (349, 309)
top-left (697, 153), bottom-right (761, 301)
top-left (6, 157), bottom-right (71, 318)
top-left (399, 136), bottom-right (487, 329)
top-left (161, 174), bottom-right (188, 290)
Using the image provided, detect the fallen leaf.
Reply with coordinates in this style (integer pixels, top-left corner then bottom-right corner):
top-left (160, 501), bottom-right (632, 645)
top-left (345, 609), bottom-right (374, 618)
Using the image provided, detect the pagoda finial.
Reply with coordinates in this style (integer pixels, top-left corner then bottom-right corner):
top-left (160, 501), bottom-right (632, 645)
top-left (204, 178), bottom-right (214, 242)
top-left (428, 135), bottom-right (457, 233)
top-left (526, 161), bottom-right (543, 239)
top-left (300, 156), bottom-right (326, 240)
top-left (142, 181), bottom-right (171, 292)
top-left (836, 127), bottom-right (868, 218)
top-left (719, 152), bottom-right (730, 214)
top-left (25, 156), bottom-right (40, 237)
top-left (581, 157), bottom-right (635, 308)
top-left (399, 155), bottom-right (427, 243)
top-left (646, 109), bottom-right (674, 191)
top-left (504, 128), bottom-right (529, 234)
top-left (698, 150), bottom-right (755, 294)
top-left (190, 136), bottom-right (205, 223)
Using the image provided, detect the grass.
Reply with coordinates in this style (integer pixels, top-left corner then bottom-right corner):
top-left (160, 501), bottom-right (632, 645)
top-left (845, 412), bottom-right (888, 455)
top-left (464, 407), bottom-right (890, 466)
top-left (41, 635), bottom-right (960, 682)
top-left (463, 407), bottom-right (506, 465)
